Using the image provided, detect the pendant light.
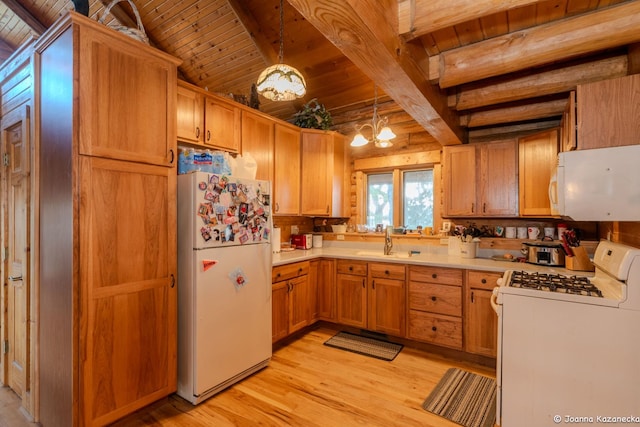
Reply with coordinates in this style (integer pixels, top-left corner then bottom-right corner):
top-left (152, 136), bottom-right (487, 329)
top-left (256, 0), bottom-right (306, 101)
top-left (350, 85), bottom-right (396, 148)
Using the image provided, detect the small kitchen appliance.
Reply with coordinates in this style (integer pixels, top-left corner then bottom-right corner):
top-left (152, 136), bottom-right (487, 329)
top-left (520, 241), bottom-right (565, 266)
top-left (291, 233), bottom-right (313, 249)
top-left (492, 240), bottom-right (640, 426)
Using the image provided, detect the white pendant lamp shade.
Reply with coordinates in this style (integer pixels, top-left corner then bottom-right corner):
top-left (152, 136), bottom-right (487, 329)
top-left (256, 63), bottom-right (306, 101)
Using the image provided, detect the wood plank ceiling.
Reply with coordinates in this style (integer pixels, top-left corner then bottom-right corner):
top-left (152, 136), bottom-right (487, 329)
top-left (1, 0), bottom-right (638, 158)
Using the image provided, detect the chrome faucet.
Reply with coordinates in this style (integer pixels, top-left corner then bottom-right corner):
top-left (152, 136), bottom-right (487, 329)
top-left (384, 226), bottom-right (393, 255)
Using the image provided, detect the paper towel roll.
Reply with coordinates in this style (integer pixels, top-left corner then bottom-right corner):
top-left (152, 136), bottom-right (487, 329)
top-left (272, 228), bottom-right (281, 253)
top-left (312, 234), bottom-right (323, 248)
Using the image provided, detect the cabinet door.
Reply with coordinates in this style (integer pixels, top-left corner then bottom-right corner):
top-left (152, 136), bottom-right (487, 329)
top-left (300, 130), bottom-right (332, 215)
top-left (369, 278), bottom-right (405, 337)
top-left (519, 129), bottom-right (558, 217)
top-left (204, 96), bottom-right (241, 152)
top-left (561, 91), bottom-right (576, 152)
top-left (288, 275), bottom-right (310, 334)
top-left (479, 139), bottom-right (518, 216)
top-left (241, 110), bottom-right (274, 182)
top-left (336, 274), bottom-right (367, 328)
top-left (315, 259), bottom-right (336, 321)
top-left (177, 84), bottom-right (204, 144)
top-left (273, 124), bottom-right (301, 215)
top-left (443, 145), bottom-right (476, 216)
top-left (79, 156), bottom-right (177, 425)
top-left (272, 281), bottom-right (289, 343)
top-left (78, 27), bottom-right (177, 166)
top-left (465, 289), bottom-right (497, 357)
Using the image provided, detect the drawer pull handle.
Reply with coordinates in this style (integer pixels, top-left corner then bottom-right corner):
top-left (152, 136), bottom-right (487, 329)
top-left (432, 273), bottom-right (437, 279)
top-left (432, 326), bottom-right (437, 332)
top-left (431, 296), bottom-right (437, 302)
top-left (481, 278), bottom-right (487, 284)
top-left (385, 270), bottom-right (390, 275)
top-left (349, 266), bottom-right (353, 271)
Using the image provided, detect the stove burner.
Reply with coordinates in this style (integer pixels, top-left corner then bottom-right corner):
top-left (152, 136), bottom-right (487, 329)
top-left (509, 271), bottom-right (603, 297)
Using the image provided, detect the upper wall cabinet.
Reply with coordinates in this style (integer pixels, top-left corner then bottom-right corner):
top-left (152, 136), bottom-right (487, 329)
top-left (273, 123), bottom-right (301, 215)
top-left (300, 129), bottom-right (346, 217)
top-left (241, 109), bottom-right (274, 182)
top-left (518, 128), bottom-right (559, 217)
top-left (576, 74), bottom-right (640, 150)
top-left (443, 140), bottom-right (518, 217)
top-left (176, 81), bottom-right (241, 153)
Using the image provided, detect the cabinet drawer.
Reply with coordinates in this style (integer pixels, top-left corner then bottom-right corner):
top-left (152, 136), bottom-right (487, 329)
top-left (468, 270), bottom-right (502, 290)
top-left (408, 310), bottom-right (462, 350)
top-left (409, 266), bottom-right (462, 286)
top-left (336, 259), bottom-right (367, 276)
top-left (369, 263), bottom-right (405, 280)
top-left (408, 282), bottom-right (462, 316)
top-left (272, 261), bottom-right (310, 283)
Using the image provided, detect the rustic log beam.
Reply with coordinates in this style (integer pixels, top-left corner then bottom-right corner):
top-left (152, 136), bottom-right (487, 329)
top-left (468, 120), bottom-right (561, 143)
top-left (287, 0), bottom-right (464, 145)
top-left (228, 0), bottom-right (280, 65)
top-left (449, 54), bottom-right (628, 111)
top-left (460, 98), bottom-right (567, 128)
top-left (437, 1), bottom-right (640, 88)
top-left (398, 0), bottom-right (545, 41)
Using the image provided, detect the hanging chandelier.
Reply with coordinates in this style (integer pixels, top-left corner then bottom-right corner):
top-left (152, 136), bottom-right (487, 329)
top-left (350, 85), bottom-right (396, 148)
top-left (256, 0), bottom-right (306, 101)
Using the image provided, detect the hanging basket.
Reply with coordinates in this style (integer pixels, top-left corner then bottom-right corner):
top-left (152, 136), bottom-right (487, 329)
top-left (98, 0), bottom-right (149, 44)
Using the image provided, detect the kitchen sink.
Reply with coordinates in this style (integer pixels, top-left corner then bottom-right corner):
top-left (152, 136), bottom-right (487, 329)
top-left (355, 250), bottom-right (412, 259)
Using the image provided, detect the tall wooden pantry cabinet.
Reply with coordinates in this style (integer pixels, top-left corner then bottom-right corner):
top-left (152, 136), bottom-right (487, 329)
top-left (35, 12), bottom-right (180, 427)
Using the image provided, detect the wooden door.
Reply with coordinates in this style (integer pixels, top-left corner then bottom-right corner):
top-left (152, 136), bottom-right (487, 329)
top-left (273, 124), bottom-right (300, 215)
top-left (288, 275), bottom-right (310, 334)
top-left (300, 130), bottom-right (332, 216)
top-left (204, 96), bottom-right (241, 152)
top-left (271, 280), bottom-right (289, 342)
top-left (336, 274), bottom-right (367, 328)
top-left (519, 129), bottom-right (559, 217)
top-left (465, 289), bottom-right (497, 357)
top-left (79, 156), bottom-right (177, 426)
top-left (2, 106), bottom-right (30, 401)
top-left (443, 145), bottom-right (476, 216)
top-left (479, 139), bottom-right (518, 216)
top-left (368, 278), bottom-right (405, 337)
top-left (241, 110), bottom-right (274, 182)
top-left (177, 84), bottom-right (204, 144)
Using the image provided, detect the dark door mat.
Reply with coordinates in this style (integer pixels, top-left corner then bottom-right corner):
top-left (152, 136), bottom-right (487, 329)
top-left (323, 331), bottom-right (403, 361)
top-left (422, 368), bottom-right (496, 427)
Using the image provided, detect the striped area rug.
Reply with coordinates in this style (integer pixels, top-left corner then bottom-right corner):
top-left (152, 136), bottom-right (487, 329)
top-left (323, 331), bottom-right (403, 361)
top-left (422, 368), bottom-right (496, 427)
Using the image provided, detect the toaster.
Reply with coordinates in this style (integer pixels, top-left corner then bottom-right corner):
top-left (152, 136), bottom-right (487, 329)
top-left (291, 233), bottom-right (313, 250)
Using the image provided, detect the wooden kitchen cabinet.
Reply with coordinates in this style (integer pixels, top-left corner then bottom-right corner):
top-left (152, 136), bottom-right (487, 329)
top-left (176, 80), bottom-right (241, 153)
top-left (300, 129), bottom-right (346, 217)
top-left (560, 91), bottom-right (576, 152)
top-left (311, 258), bottom-right (336, 322)
top-left (273, 123), bottom-right (301, 215)
top-left (368, 263), bottom-right (406, 337)
top-left (241, 109), bottom-right (274, 182)
top-left (408, 266), bottom-right (463, 350)
top-left (336, 260), bottom-right (368, 328)
top-left (464, 270), bottom-right (500, 358)
top-left (518, 128), bottom-right (559, 217)
top-left (443, 140), bottom-right (518, 217)
top-left (36, 13), bottom-right (179, 427)
top-left (271, 261), bottom-right (311, 342)
top-left (576, 74), bottom-right (640, 150)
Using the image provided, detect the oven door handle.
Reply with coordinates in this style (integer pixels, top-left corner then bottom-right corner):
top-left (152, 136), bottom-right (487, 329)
top-left (490, 287), bottom-right (501, 315)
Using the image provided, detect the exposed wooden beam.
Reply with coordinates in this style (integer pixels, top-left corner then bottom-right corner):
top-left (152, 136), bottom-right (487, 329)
top-left (2, 0), bottom-right (47, 35)
top-left (460, 98), bottom-right (567, 128)
top-left (228, 0), bottom-right (279, 65)
top-left (468, 120), bottom-right (561, 143)
top-left (398, 0), bottom-right (544, 40)
top-left (437, 1), bottom-right (640, 88)
top-left (450, 54), bottom-right (628, 111)
top-left (287, 0), bottom-right (464, 145)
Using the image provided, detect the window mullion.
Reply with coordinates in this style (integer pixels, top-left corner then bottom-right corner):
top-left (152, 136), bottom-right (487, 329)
top-left (392, 169), bottom-right (401, 227)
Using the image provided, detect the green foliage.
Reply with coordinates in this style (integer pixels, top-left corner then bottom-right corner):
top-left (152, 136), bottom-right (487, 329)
top-left (293, 98), bottom-right (333, 130)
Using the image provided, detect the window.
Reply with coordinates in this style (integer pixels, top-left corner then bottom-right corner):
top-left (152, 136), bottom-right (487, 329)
top-left (365, 169), bottom-right (434, 229)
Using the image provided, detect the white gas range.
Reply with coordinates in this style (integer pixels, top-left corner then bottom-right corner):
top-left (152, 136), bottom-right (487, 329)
top-left (491, 240), bottom-right (640, 427)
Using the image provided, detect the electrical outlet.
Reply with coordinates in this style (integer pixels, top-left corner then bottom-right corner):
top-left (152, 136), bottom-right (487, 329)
top-left (337, 234), bottom-right (345, 240)
top-left (291, 225), bottom-right (299, 234)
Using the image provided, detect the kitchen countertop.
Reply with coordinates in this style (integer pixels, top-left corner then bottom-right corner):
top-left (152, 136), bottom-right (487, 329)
top-left (272, 245), bottom-right (594, 277)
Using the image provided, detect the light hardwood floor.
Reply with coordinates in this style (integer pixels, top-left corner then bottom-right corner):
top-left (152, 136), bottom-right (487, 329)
top-left (1, 325), bottom-right (496, 426)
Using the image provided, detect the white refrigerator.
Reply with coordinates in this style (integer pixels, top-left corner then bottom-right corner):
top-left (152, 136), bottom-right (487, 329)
top-left (177, 171), bottom-right (272, 405)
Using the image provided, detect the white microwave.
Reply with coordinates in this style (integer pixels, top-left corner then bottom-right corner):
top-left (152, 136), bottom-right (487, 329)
top-left (549, 145), bottom-right (640, 221)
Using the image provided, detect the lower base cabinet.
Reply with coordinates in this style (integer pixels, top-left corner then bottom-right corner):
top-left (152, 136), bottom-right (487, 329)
top-left (272, 261), bottom-right (310, 343)
top-left (464, 270), bottom-right (500, 357)
top-left (311, 259), bottom-right (336, 321)
top-left (407, 266), bottom-right (463, 350)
